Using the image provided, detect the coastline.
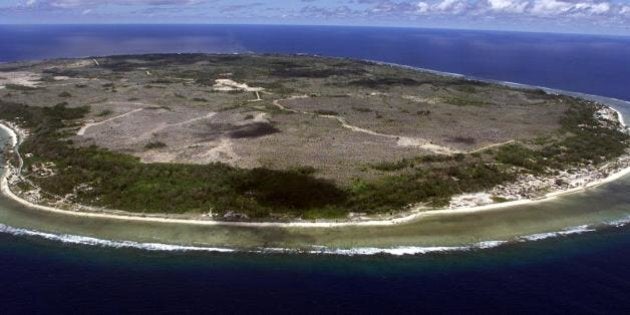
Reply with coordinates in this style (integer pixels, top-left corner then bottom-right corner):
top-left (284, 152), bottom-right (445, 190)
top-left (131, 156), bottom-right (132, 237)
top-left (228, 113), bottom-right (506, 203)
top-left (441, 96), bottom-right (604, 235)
top-left (1, 101), bottom-right (629, 228)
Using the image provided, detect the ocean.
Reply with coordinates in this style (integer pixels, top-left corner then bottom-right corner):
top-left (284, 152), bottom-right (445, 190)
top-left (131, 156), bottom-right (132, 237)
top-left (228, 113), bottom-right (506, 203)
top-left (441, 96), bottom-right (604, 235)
top-left (1, 226), bottom-right (630, 314)
top-left (1, 24), bottom-right (630, 313)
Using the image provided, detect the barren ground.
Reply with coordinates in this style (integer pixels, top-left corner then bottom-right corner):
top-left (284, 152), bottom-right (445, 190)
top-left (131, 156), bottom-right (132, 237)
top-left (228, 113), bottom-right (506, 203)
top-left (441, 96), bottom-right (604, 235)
top-left (1, 54), bottom-right (569, 183)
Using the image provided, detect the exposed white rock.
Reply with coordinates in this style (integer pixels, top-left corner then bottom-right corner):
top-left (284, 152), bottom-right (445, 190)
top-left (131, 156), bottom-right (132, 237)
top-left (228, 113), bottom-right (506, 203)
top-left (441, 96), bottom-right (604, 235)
top-left (212, 79), bottom-right (264, 92)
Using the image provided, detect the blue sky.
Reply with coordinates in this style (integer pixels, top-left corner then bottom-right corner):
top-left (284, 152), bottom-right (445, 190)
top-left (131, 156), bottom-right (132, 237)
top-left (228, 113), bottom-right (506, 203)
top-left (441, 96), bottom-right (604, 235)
top-left (1, 0), bottom-right (630, 35)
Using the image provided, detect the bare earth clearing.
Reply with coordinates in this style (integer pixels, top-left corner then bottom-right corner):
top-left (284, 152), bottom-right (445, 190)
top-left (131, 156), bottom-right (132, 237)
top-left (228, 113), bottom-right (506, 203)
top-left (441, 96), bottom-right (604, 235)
top-left (1, 54), bottom-right (566, 182)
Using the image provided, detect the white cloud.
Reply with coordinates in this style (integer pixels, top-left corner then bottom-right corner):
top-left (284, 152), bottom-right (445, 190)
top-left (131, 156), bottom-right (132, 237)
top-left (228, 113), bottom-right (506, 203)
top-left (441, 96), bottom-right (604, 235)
top-left (417, 1), bottom-right (429, 13)
top-left (574, 2), bottom-right (610, 14)
top-left (412, 0), bottom-right (467, 14)
top-left (530, 0), bottom-right (613, 16)
top-left (7, 0), bottom-right (630, 34)
top-left (50, 0), bottom-right (87, 9)
top-left (23, 0), bottom-right (202, 9)
top-left (433, 0), bottom-right (466, 13)
top-left (487, 0), bottom-right (528, 13)
top-left (530, 0), bottom-right (573, 15)
top-left (365, 0), bottom-right (624, 20)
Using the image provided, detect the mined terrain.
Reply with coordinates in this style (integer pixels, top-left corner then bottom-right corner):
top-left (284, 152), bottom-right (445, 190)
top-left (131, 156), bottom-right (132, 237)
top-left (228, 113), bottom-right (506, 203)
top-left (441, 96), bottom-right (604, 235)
top-left (0, 54), bottom-right (627, 220)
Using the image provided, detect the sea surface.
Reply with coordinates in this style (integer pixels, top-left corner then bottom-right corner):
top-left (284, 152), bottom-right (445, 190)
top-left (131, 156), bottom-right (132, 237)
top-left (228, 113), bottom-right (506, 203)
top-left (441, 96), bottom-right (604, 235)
top-left (1, 24), bottom-right (630, 313)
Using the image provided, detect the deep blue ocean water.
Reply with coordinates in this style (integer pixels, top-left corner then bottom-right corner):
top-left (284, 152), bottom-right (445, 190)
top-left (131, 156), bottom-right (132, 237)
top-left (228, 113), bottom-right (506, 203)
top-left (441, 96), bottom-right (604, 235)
top-left (1, 24), bottom-right (630, 313)
top-left (2, 226), bottom-right (630, 314)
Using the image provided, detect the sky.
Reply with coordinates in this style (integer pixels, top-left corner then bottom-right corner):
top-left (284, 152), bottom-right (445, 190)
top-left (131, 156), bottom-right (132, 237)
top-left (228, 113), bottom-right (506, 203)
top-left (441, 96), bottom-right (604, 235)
top-left (1, 0), bottom-right (630, 35)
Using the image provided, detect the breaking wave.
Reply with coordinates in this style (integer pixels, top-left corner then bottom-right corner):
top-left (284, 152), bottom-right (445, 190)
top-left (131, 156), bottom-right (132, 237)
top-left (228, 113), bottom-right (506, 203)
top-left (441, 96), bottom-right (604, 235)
top-left (0, 224), bottom-right (235, 253)
top-left (1, 215), bottom-right (629, 256)
top-left (518, 225), bottom-right (597, 242)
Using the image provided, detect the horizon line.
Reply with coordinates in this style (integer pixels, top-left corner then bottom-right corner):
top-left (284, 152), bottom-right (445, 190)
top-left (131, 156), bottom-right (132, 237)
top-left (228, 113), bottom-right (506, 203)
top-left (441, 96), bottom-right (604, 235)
top-left (1, 22), bottom-right (629, 38)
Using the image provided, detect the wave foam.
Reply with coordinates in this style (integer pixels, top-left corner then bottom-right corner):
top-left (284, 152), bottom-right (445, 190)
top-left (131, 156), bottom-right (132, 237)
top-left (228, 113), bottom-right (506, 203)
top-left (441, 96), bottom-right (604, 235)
top-left (519, 225), bottom-right (596, 241)
top-left (0, 223), bottom-right (511, 256)
top-left (308, 240), bottom-right (511, 256)
top-left (1, 216), bottom-right (630, 256)
top-left (0, 224), bottom-right (234, 253)
top-left (605, 215), bottom-right (630, 228)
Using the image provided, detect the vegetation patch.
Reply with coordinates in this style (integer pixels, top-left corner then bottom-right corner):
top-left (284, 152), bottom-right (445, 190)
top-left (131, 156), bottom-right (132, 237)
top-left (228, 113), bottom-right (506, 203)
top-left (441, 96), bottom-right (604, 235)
top-left (352, 107), bottom-right (373, 113)
top-left (348, 77), bottom-right (422, 89)
top-left (228, 122), bottom-right (280, 139)
top-left (446, 136), bottom-right (477, 145)
top-left (442, 96), bottom-right (489, 107)
top-left (145, 141), bottom-right (167, 149)
top-left (97, 109), bottom-right (112, 117)
top-left (271, 65), bottom-right (364, 78)
top-left (4, 84), bottom-right (40, 91)
top-left (313, 110), bottom-right (339, 116)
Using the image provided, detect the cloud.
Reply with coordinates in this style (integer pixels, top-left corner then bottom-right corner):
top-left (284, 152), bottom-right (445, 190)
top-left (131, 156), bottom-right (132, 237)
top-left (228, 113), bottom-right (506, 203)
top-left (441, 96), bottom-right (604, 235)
top-left (433, 0), bottom-right (466, 13)
top-left (302, 5), bottom-right (364, 18)
top-left (4, 0), bottom-right (630, 34)
top-left (23, 0), bottom-right (203, 9)
top-left (416, 2), bottom-right (430, 13)
top-left (382, 0), bottom-right (469, 14)
top-left (220, 2), bottom-right (263, 13)
top-left (529, 0), bottom-right (572, 15)
top-left (529, 0), bottom-right (613, 16)
top-left (487, 0), bottom-right (528, 13)
top-left (347, 0), bottom-right (627, 20)
top-left (573, 2), bottom-right (610, 15)
top-left (317, 0), bottom-right (630, 33)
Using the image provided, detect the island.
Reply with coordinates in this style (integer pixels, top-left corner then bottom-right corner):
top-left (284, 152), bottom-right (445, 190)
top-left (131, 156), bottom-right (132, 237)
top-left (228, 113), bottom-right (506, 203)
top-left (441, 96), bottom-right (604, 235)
top-left (0, 53), bottom-right (628, 225)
